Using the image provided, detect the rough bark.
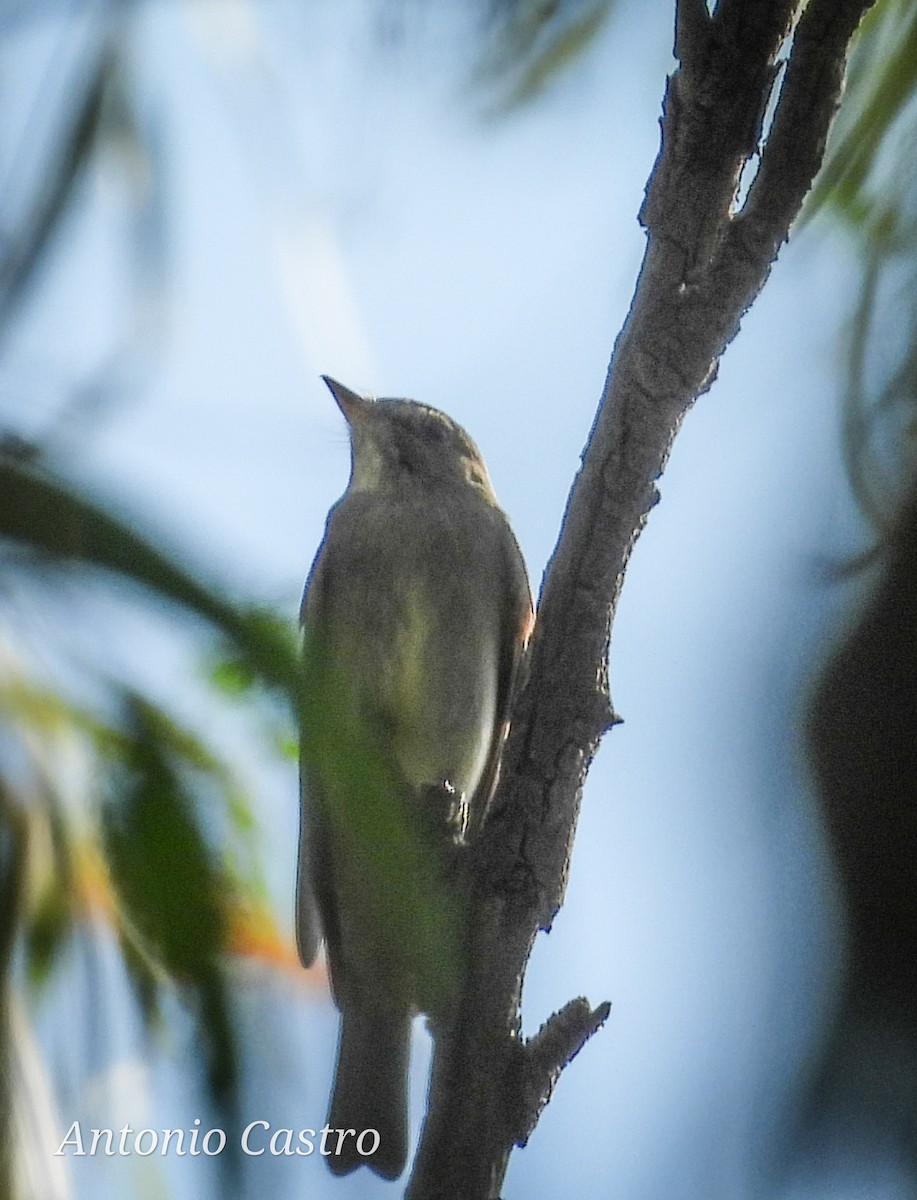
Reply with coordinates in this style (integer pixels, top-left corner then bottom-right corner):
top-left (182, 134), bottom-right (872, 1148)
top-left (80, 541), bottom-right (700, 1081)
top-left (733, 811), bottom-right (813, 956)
top-left (407, 1), bottom-right (877, 1196)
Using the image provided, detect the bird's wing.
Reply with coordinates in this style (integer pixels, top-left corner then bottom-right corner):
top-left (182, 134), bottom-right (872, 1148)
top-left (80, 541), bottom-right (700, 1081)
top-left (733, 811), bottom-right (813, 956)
top-left (296, 505), bottom-right (396, 1000)
top-left (295, 753), bottom-right (328, 968)
top-left (467, 517), bottom-right (534, 835)
top-left (295, 533), bottom-right (336, 970)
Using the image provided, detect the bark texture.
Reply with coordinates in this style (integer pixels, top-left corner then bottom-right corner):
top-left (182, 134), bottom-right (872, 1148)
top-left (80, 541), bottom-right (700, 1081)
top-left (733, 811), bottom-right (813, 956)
top-left (407, 2), bottom-right (877, 1196)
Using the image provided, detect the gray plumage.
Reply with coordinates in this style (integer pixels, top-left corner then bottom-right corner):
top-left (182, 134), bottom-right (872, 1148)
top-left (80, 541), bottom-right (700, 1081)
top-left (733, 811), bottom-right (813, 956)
top-left (296, 378), bottom-right (532, 1178)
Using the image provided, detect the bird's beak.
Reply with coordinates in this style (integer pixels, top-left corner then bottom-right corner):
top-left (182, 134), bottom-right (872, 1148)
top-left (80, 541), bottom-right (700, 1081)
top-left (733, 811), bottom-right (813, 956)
top-left (322, 376), bottom-right (372, 423)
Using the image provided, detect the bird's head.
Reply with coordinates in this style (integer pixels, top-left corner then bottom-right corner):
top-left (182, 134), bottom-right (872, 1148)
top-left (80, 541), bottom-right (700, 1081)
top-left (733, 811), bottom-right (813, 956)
top-left (323, 376), bottom-right (497, 500)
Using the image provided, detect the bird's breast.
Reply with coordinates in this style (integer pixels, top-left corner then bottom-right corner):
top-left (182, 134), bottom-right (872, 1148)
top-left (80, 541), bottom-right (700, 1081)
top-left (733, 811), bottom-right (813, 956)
top-left (318, 494), bottom-right (504, 802)
top-left (379, 576), bottom-right (498, 799)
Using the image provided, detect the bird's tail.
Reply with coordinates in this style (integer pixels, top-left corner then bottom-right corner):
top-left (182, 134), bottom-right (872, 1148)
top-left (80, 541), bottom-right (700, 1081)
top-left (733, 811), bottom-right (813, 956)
top-left (327, 1006), bottom-right (411, 1179)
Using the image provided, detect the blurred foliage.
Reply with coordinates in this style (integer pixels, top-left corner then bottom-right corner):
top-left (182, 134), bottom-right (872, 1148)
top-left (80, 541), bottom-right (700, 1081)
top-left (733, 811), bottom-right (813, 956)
top-left (0, 459), bottom-right (310, 1196)
top-left (0, 40), bottom-right (109, 340)
top-left (804, 472), bottom-right (917, 1183)
top-left (0, 456), bottom-right (297, 678)
top-left (0, 452), bottom-right (306, 1151)
top-left (794, 0), bottom-right (917, 1184)
top-left (472, 0), bottom-right (617, 112)
top-left (806, 0), bottom-right (917, 226)
top-left (368, 0), bottom-right (618, 110)
top-left (806, 0), bottom-right (917, 527)
top-left (103, 694), bottom-right (238, 1109)
top-left (301, 629), bottom-right (463, 1018)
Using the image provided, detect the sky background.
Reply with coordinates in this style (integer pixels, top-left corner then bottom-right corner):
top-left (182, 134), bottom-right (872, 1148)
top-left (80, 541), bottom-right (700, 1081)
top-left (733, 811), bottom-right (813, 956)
top-left (1, 1), bottom-right (885, 1197)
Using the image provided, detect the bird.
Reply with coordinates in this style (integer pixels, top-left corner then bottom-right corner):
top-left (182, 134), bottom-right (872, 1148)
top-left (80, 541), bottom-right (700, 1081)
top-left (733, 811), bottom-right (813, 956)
top-left (296, 376), bottom-right (533, 1178)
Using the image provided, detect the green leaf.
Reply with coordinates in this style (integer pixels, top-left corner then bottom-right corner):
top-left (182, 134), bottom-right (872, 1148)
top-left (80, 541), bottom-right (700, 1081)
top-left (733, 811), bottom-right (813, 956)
top-left (0, 455), bottom-right (302, 701)
top-left (25, 878), bottom-right (72, 991)
top-left (102, 693), bottom-right (239, 1121)
top-left (807, 0), bottom-right (917, 223)
top-left (209, 655), bottom-right (258, 697)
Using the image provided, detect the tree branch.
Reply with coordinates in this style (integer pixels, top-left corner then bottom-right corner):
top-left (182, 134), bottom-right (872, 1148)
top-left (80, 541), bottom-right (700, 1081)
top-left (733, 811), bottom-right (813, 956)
top-left (738, 0), bottom-right (878, 253)
top-left (514, 998), bottom-right (612, 1146)
top-left (407, 2), bottom-right (877, 1196)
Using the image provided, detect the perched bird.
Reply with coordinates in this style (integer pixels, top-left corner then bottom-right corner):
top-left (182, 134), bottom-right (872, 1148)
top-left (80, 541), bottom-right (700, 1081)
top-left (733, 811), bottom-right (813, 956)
top-left (296, 377), bottom-right (533, 1179)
